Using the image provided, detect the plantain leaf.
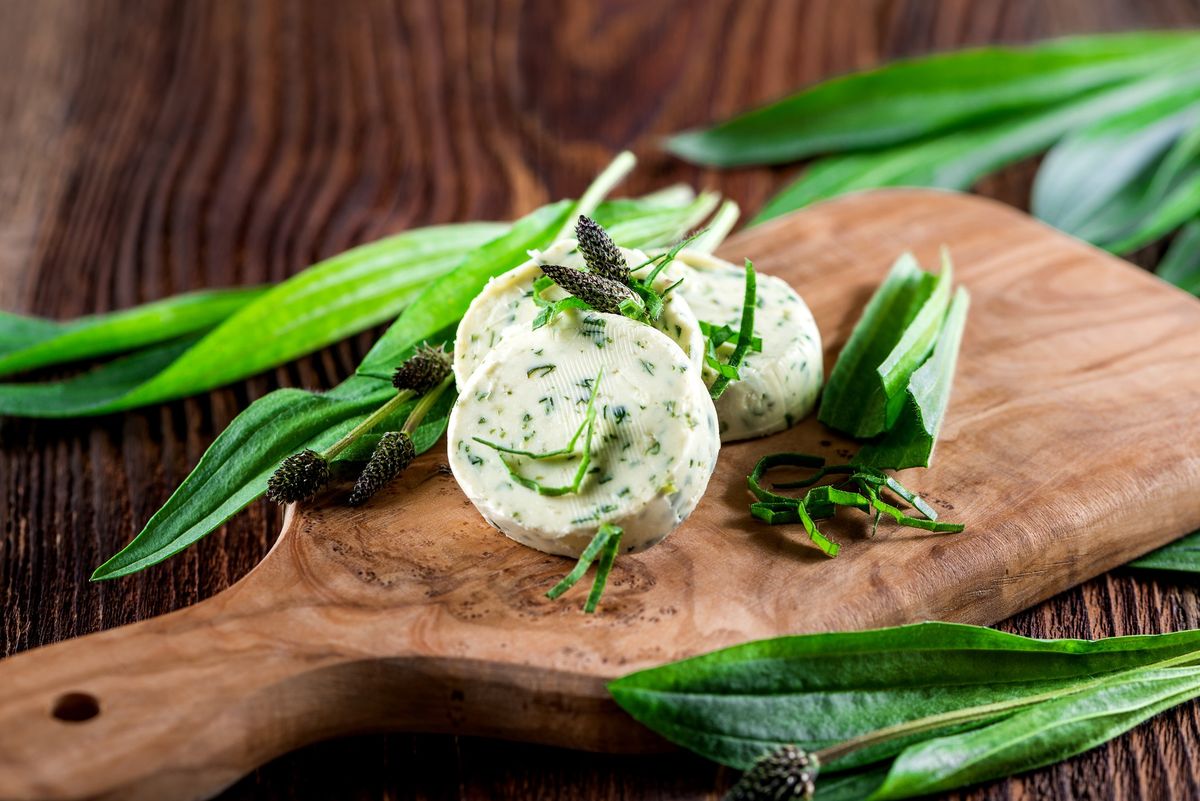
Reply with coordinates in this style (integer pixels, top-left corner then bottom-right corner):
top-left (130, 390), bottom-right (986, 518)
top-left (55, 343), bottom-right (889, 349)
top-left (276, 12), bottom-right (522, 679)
top-left (608, 621), bottom-right (1200, 772)
top-left (869, 665), bottom-right (1200, 800)
top-left (1130, 530), bottom-right (1200, 574)
top-left (667, 32), bottom-right (1200, 167)
top-left (856, 286), bottom-right (969, 470)
top-left (0, 287), bottom-right (264, 376)
top-left (0, 223), bottom-right (503, 417)
top-left (1154, 220), bottom-right (1200, 295)
top-left (752, 67), bottom-right (1200, 225)
top-left (1033, 83), bottom-right (1200, 252)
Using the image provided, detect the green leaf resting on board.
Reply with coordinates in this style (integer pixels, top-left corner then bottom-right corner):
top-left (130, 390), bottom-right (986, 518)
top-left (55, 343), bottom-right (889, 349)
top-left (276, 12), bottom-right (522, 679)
top-left (666, 32), bottom-right (1200, 167)
top-left (609, 621), bottom-right (1200, 772)
top-left (0, 287), bottom-right (265, 377)
top-left (751, 65), bottom-right (1200, 225)
top-left (869, 664), bottom-right (1200, 800)
top-left (855, 285), bottom-right (970, 470)
top-left (0, 223), bottom-right (503, 417)
top-left (818, 252), bottom-right (952, 439)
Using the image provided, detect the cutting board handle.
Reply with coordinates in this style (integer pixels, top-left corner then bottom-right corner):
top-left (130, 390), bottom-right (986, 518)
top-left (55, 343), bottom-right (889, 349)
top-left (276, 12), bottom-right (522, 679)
top-left (0, 569), bottom-right (379, 801)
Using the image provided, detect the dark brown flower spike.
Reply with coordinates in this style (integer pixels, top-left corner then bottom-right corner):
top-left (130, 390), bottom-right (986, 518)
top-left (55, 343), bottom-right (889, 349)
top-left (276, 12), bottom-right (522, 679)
top-left (266, 449), bottom-right (331, 504)
top-left (724, 745), bottom-right (818, 801)
top-left (575, 215), bottom-right (629, 284)
top-left (539, 263), bottom-right (637, 315)
top-left (392, 342), bottom-right (452, 393)
top-left (347, 431), bottom-right (415, 506)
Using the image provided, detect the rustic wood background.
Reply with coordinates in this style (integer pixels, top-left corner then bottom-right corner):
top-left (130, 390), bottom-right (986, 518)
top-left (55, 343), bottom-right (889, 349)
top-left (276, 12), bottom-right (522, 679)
top-left (2, 1), bottom-right (1199, 799)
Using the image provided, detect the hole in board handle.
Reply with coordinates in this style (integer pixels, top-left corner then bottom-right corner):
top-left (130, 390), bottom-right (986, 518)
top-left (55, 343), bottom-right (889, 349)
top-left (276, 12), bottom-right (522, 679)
top-left (52, 692), bottom-right (100, 723)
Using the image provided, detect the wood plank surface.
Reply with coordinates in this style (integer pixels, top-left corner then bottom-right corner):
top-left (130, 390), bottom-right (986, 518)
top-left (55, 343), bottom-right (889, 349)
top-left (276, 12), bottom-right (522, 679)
top-left (3, 2), bottom-right (1200, 799)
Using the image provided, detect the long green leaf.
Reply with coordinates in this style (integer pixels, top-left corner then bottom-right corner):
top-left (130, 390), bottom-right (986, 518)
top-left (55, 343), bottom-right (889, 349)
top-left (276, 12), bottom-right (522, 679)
top-left (1130, 530), bottom-right (1200, 573)
top-left (0, 223), bottom-right (503, 418)
top-left (667, 32), bottom-right (1200, 167)
top-left (752, 67), bottom-right (1200, 225)
top-left (1155, 220), bottom-right (1200, 295)
top-left (818, 253), bottom-right (949, 438)
top-left (91, 367), bottom-right (457, 580)
top-left (1033, 84), bottom-right (1200, 251)
top-left (0, 287), bottom-right (264, 376)
top-left (856, 286), bottom-right (970, 469)
top-left (869, 665), bottom-right (1200, 800)
top-left (608, 621), bottom-right (1200, 771)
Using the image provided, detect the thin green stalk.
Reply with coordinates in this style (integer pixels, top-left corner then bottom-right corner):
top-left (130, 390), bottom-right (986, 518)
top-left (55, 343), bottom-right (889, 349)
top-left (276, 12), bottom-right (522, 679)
top-left (401, 374), bottom-right (454, 435)
top-left (559, 151), bottom-right (638, 239)
top-left (689, 200), bottom-right (741, 254)
top-left (322, 389), bottom-right (415, 460)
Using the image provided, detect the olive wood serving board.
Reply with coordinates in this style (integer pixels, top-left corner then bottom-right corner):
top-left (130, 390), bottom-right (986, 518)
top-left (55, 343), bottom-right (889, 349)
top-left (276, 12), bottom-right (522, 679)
top-left (2, 189), bottom-right (1199, 801)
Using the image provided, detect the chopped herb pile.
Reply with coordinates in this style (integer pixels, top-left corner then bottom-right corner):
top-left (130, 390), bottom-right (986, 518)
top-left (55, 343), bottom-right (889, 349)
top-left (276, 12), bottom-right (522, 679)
top-left (747, 452), bottom-right (963, 557)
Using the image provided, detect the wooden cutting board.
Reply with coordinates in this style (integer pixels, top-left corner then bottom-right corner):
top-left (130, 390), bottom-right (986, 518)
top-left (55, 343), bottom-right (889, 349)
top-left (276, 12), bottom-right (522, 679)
top-left (2, 189), bottom-right (1199, 801)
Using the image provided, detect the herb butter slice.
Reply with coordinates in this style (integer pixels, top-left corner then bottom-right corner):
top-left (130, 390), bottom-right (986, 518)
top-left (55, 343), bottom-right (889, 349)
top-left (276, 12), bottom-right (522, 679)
top-left (447, 311), bottom-right (719, 558)
top-left (453, 240), bottom-right (705, 387)
top-left (677, 250), bottom-right (823, 441)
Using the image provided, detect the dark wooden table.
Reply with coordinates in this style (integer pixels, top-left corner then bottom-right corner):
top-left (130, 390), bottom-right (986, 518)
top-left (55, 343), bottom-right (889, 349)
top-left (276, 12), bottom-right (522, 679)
top-left (3, 1), bottom-right (1200, 799)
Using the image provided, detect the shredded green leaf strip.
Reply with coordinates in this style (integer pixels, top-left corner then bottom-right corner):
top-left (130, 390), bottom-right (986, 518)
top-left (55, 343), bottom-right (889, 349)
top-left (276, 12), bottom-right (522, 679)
top-left (545, 523), bottom-right (624, 613)
top-left (707, 260), bottom-right (757, 400)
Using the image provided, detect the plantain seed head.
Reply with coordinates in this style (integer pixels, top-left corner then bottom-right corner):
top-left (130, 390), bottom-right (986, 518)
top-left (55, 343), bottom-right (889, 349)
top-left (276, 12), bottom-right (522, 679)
top-left (539, 263), bottom-right (636, 315)
top-left (266, 449), bottom-right (331, 504)
top-left (723, 745), bottom-right (818, 801)
top-left (347, 431), bottom-right (415, 506)
top-left (393, 342), bottom-right (452, 393)
top-left (575, 215), bottom-right (629, 284)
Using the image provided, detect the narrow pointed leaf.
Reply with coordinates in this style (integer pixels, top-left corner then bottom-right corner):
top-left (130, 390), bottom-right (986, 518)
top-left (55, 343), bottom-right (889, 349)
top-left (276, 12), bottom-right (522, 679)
top-left (856, 286), bottom-right (970, 469)
top-left (752, 67), bottom-right (1200, 225)
top-left (1130, 530), bottom-right (1200, 573)
top-left (0, 287), bottom-right (264, 377)
top-left (668, 32), bottom-right (1200, 167)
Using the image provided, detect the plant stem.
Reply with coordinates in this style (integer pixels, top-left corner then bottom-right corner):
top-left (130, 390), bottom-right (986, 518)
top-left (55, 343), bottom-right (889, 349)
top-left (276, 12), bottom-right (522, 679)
top-left (559, 151), bottom-right (637, 239)
top-left (401, 374), bottom-right (454, 435)
top-left (321, 389), bottom-right (415, 461)
top-left (690, 199), bottom-right (741, 254)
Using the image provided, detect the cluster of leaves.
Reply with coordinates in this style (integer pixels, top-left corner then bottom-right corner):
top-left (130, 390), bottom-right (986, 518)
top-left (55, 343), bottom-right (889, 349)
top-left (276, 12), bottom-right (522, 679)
top-left (747, 452), bottom-right (962, 558)
top-left (610, 621), bottom-right (1200, 800)
top-left (89, 154), bottom-right (741, 579)
top-left (820, 251), bottom-right (969, 471)
top-left (667, 32), bottom-right (1200, 298)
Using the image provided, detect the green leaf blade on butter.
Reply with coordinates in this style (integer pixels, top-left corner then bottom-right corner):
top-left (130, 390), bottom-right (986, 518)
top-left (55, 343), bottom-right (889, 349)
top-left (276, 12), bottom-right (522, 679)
top-left (856, 285), bottom-right (970, 470)
top-left (818, 253), bottom-right (950, 438)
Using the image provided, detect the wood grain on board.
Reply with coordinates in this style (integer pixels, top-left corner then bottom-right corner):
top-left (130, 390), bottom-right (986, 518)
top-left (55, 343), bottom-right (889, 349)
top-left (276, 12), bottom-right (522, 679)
top-left (4, 2), bottom-right (1200, 800)
top-left (1, 190), bottom-right (1199, 801)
